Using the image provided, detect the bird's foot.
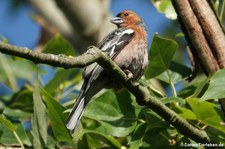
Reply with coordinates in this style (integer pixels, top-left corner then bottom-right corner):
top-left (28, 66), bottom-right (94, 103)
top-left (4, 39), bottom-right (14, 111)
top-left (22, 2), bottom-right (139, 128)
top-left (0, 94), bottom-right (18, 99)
top-left (124, 69), bottom-right (133, 80)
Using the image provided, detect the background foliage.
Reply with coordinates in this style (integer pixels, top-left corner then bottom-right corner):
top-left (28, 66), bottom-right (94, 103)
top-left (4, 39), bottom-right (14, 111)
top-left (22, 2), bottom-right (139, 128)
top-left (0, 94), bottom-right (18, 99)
top-left (0, 0), bottom-right (225, 148)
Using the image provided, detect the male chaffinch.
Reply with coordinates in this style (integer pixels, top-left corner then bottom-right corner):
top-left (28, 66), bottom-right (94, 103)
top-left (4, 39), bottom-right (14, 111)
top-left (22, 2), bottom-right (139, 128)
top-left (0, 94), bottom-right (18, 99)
top-left (66, 10), bottom-right (148, 133)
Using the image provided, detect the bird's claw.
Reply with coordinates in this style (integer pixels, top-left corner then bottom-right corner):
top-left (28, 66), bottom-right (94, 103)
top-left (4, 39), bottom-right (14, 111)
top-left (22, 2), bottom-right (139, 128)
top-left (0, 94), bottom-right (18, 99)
top-left (124, 69), bottom-right (133, 81)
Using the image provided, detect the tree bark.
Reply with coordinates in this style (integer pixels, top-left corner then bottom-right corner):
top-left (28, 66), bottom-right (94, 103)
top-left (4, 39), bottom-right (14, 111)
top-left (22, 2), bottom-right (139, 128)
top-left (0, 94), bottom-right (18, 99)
top-left (171, 0), bottom-right (225, 117)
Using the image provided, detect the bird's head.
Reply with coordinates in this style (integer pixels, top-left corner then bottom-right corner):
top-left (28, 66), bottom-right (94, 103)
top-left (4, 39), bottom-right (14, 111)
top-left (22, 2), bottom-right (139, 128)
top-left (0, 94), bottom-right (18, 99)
top-left (110, 10), bottom-right (145, 29)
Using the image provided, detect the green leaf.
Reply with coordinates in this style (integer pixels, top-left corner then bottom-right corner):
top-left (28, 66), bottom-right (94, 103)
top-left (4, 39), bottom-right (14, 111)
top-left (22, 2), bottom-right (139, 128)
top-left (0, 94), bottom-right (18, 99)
top-left (156, 65), bottom-right (190, 84)
top-left (143, 128), bottom-right (173, 148)
top-left (85, 134), bottom-right (102, 148)
top-left (145, 34), bottom-right (178, 79)
top-left (151, 0), bottom-right (177, 19)
top-left (0, 115), bottom-right (17, 131)
top-left (43, 33), bottom-right (75, 56)
top-left (0, 35), bottom-right (8, 43)
top-left (0, 115), bottom-right (30, 148)
top-left (0, 55), bottom-right (36, 86)
top-left (178, 75), bottom-right (208, 98)
top-left (144, 111), bottom-right (170, 129)
top-left (205, 126), bottom-right (225, 145)
top-left (171, 105), bottom-right (197, 120)
top-left (96, 120), bottom-right (137, 137)
top-left (127, 123), bottom-right (147, 149)
top-left (177, 107), bottom-right (197, 120)
top-left (84, 90), bottom-right (137, 137)
top-left (84, 90), bottom-right (136, 121)
top-left (9, 87), bottom-right (33, 113)
top-left (44, 68), bottom-right (80, 95)
top-left (40, 87), bottom-right (73, 144)
top-left (175, 32), bottom-right (185, 38)
top-left (14, 125), bottom-right (32, 146)
top-left (187, 98), bottom-right (225, 134)
top-left (11, 58), bottom-right (37, 81)
top-left (0, 123), bottom-right (31, 146)
top-left (162, 97), bottom-right (185, 105)
top-left (84, 91), bottom-right (124, 121)
top-left (83, 130), bottom-right (122, 148)
top-left (169, 62), bottom-right (191, 82)
top-left (31, 84), bottom-right (47, 148)
top-left (3, 107), bottom-right (32, 118)
top-left (0, 54), bottom-right (18, 91)
top-left (115, 89), bottom-right (136, 119)
top-left (201, 69), bottom-right (225, 100)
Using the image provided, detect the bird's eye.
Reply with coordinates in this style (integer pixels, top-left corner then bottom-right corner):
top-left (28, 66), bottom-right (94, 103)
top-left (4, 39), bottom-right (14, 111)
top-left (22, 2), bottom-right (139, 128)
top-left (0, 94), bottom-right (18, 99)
top-left (124, 13), bottom-right (129, 17)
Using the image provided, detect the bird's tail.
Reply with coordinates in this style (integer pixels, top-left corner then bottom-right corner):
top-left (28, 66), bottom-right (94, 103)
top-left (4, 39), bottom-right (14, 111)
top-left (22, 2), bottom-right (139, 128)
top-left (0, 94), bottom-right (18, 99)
top-left (66, 69), bottom-right (108, 133)
top-left (66, 95), bottom-right (86, 134)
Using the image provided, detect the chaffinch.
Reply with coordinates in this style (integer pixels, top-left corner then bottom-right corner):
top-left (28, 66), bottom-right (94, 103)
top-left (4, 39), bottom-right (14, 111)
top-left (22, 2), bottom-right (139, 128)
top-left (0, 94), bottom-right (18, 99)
top-left (66, 10), bottom-right (148, 133)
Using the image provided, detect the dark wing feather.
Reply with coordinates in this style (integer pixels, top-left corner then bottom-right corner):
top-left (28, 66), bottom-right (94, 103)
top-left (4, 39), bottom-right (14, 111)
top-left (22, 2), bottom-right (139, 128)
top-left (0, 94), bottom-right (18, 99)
top-left (83, 28), bottom-right (134, 79)
top-left (98, 28), bottom-right (134, 57)
top-left (82, 27), bottom-right (135, 99)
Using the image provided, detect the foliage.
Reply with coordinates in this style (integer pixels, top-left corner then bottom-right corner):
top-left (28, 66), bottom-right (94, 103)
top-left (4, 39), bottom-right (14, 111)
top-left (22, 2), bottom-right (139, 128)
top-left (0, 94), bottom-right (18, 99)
top-left (151, 0), bottom-right (177, 19)
top-left (0, 1), bottom-right (225, 148)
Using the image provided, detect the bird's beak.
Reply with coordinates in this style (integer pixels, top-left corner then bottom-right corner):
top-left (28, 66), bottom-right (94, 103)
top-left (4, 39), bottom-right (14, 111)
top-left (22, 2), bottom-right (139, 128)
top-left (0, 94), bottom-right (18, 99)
top-left (110, 17), bottom-right (123, 25)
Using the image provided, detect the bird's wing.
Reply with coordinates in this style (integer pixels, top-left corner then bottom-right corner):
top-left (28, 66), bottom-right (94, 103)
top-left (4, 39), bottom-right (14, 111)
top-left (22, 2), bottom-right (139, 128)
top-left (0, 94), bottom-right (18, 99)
top-left (98, 28), bottom-right (135, 57)
top-left (83, 28), bottom-right (134, 79)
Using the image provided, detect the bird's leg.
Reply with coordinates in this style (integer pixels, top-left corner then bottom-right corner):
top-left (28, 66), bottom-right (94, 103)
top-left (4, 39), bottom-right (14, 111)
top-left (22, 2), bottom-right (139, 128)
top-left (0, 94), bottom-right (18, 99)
top-left (123, 69), bottom-right (133, 80)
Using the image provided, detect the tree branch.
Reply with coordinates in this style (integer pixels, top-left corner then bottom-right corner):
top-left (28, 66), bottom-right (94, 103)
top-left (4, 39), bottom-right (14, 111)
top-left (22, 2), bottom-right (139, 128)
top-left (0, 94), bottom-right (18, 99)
top-left (171, 0), bottom-right (219, 76)
top-left (0, 42), bottom-right (101, 68)
top-left (189, 0), bottom-right (225, 68)
top-left (0, 41), bottom-right (212, 144)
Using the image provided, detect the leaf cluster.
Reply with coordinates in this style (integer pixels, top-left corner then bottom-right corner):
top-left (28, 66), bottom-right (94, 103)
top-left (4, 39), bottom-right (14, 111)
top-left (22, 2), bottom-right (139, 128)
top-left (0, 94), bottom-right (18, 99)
top-left (0, 33), bottom-right (224, 148)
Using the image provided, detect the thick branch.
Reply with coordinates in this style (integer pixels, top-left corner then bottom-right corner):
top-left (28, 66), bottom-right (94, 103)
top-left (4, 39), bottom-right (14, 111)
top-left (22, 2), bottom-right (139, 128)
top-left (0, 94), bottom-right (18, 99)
top-left (189, 0), bottom-right (225, 68)
top-left (0, 41), bottom-right (211, 144)
top-left (171, 0), bottom-right (219, 75)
